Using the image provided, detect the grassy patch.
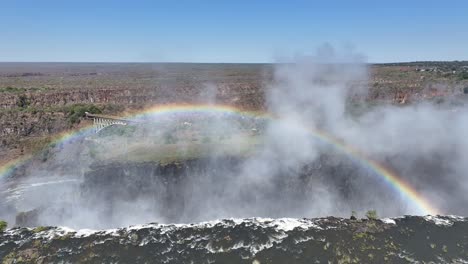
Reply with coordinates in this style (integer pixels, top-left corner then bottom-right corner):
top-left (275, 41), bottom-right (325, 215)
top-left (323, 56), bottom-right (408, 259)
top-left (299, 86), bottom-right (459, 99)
top-left (0, 86), bottom-right (26, 93)
top-left (97, 135), bottom-right (261, 164)
top-left (99, 125), bottom-right (137, 137)
top-left (32, 226), bottom-right (48, 233)
top-left (0, 86), bottom-right (50, 93)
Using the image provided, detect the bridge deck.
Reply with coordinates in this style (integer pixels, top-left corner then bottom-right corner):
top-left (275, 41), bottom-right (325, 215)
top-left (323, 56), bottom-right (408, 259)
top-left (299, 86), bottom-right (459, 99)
top-left (85, 112), bottom-right (141, 123)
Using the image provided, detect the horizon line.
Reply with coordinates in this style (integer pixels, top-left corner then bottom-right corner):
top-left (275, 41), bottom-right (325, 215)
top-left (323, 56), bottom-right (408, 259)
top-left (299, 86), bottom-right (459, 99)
top-left (0, 60), bottom-right (468, 65)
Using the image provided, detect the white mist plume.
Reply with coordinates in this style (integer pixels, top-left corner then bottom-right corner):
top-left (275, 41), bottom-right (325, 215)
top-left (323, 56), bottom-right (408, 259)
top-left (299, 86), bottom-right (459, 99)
top-left (2, 46), bottom-right (468, 228)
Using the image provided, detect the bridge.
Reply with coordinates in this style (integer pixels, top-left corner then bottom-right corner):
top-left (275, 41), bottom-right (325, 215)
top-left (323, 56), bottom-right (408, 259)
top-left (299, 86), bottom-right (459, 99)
top-left (85, 112), bottom-right (135, 133)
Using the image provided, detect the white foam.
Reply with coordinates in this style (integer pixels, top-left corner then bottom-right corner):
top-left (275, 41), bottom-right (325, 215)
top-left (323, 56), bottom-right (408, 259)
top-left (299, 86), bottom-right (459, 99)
top-left (381, 218), bottom-right (396, 225)
top-left (423, 215), bottom-right (460, 226)
top-left (75, 229), bottom-right (98, 237)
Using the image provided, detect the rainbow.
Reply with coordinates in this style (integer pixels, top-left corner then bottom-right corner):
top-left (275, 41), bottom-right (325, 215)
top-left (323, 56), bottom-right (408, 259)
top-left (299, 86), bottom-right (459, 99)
top-left (310, 130), bottom-right (439, 215)
top-left (0, 103), bottom-right (439, 215)
top-left (0, 125), bottom-right (96, 181)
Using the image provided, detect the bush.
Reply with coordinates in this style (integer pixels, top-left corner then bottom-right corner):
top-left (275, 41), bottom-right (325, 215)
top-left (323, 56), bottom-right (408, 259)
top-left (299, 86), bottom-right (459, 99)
top-left (26, 106), bottom-right (39, 114)
top-left (66, 104), bottom-right (102, 124)
top-left (459, 72), bottom-right (468, 80)
top-left (0, 86), bottom-right (25, 93)
top-left (16, 94), bottom-right (30, 108)
top-left (0, 220), bottom-right (7, 232)
top-left (365, 210), bottom-right (378, 220)
top-left (32, 226), bottom-right (48, 233)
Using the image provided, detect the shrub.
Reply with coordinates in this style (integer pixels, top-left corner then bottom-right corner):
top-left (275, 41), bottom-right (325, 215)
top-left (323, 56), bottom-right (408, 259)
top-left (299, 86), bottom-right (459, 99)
top-left (16, 94), bottom-right (30, 108)
top-left (365, 210), bottom-right (378, 220)
top-left (0, 220), bottom-right (7, 232)
top-left (26, 106), bottom-right (39, 114)
top-left (32, 226), bottom-right (47, 233)
top-left (0, 86), bottom-right (25, 93)
top-left (66, 104), bottom-right (102, 124)
top-left (459, 72), bottom-right (468, 80)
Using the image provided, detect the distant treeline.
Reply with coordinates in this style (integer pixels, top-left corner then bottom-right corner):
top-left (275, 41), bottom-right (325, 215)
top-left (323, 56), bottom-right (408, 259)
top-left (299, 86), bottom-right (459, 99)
top-left (374, 61), bottom-right (468, 67)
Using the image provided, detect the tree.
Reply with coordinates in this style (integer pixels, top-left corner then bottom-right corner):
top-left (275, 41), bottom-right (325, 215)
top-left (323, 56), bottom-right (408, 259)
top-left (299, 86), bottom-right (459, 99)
top-left (365, 210), bottom-right (378, 220)
top-left (16, 94), bottom-right (30, 108)
top-left (0, 220), bottom-right (7, 232)
top-left (66, 104), bottom-right (102, 124)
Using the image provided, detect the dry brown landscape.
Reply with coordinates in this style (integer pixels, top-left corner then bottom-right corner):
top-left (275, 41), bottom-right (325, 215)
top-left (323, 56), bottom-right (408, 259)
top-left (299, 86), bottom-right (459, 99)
top-left (1, 62), bottom-right (468, 167)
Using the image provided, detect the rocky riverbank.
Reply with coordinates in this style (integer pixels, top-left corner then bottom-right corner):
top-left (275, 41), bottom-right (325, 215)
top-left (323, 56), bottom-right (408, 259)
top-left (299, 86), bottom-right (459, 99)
top-left (1, 215), bottom-right (467, 263)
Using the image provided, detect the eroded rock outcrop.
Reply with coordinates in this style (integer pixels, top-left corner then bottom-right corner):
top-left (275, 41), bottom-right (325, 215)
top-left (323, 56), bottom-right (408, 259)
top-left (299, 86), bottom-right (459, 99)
top-left (1, 216), bottom-right (467, 263)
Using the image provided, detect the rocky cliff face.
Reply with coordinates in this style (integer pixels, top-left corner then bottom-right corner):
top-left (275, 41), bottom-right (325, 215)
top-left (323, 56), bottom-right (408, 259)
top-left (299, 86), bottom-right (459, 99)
top-left (0, 86), bottom-right (265, 110)
top-left (1, 216), bottom-right (467, 263)
top-left (0, 63), bottom-right (267, 165)
top-left (2, 62), bottom-right (467, 168)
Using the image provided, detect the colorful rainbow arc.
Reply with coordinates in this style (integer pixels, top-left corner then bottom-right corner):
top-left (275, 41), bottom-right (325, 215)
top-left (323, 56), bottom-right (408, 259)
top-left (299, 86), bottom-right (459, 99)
top-left (0, 103), bottom-right (440, 215)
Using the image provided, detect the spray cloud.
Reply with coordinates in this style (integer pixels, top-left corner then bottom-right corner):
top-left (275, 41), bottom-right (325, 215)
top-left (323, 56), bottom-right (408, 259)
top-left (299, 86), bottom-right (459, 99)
top-left (1, 46), bottom-right (467, 228)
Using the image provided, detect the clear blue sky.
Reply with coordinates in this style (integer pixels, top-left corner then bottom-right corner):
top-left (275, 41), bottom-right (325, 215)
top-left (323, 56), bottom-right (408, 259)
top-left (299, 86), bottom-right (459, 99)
top-left (1, 0), bottom-right (467, 63)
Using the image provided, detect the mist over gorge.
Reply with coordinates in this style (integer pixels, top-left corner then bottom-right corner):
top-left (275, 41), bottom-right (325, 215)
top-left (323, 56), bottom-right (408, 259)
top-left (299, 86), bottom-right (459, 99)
top-left (1, 48), bottom-right (467, 231)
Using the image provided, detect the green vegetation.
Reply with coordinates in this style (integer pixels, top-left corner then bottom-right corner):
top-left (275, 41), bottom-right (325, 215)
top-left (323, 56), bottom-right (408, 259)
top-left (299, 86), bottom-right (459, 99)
top-left (0, 86), bottom-right (50, 93)
top-left (99, 125), bottom-right (137, 137)
top-left (16, 94), bottom-right (30, 108)
top-left (0, 220), bottom-right (7, 232)
top-left (32, 226), bottom-right (48, 233)
top-left (65, 104), bottom-right (102, 124)
top-left (459, 71), bottom-right (468, 80)
top-left (365, 210), bottom-right (378, 220)
top-left (106, 135), bottom-right (260, 164)
top-left (0, 86), bottom-right (25, 93)
top-left (24, 106), bottom-right (39, 114)
top-left (353, 232), bottom-right (369, 240)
